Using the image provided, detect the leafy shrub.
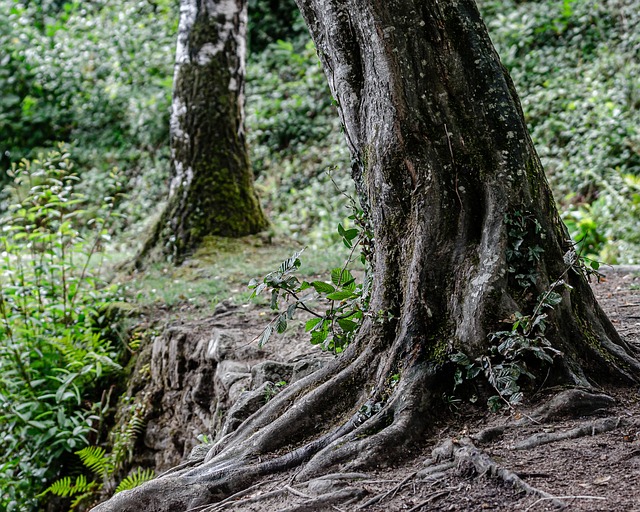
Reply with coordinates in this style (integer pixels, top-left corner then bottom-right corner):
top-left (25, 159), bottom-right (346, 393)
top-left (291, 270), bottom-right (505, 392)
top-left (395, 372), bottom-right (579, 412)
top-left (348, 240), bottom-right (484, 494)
top-left (0, 148), bottom-right (124, 511)
top-left (0, 0), bottom-right (176, 233)
top-left (39, 445), bottom-right (154, 510)
top-left (248, 0), bottom-right (307, 52)
top-left (250, 203), bottom-right (372, 354)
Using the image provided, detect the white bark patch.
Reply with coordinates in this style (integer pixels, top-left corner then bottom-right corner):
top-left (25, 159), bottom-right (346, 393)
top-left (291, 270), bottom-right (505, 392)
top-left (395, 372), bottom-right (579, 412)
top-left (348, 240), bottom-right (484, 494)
top-left (175, 0), bottom-right (198, 65)
top-left (194, 0), bottom-right (241, 65)
top-left (170, 96), bottom-right (189, 143)
top-left (169, 160), bottom-right (194, 199)
top-left (195, 43), bottom-right (220, 65)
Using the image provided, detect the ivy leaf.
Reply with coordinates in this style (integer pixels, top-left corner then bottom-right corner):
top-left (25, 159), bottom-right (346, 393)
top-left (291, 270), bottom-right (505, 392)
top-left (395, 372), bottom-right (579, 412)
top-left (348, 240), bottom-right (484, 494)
top-left (542, 291), bottom-right (562, 308)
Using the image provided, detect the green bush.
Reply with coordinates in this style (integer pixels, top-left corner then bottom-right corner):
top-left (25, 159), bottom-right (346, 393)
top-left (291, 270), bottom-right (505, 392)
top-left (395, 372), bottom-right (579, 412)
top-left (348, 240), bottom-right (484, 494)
top-left (248, 0), bottom-right (307, 52)
top-left (0, 148), bottom-right (124, 511)
top-left (480, 0), bottom-right (640, 262)
top-left (0, 0), bottom-right (176, 232)
top-left (246, 38), bottom-right (354, 246)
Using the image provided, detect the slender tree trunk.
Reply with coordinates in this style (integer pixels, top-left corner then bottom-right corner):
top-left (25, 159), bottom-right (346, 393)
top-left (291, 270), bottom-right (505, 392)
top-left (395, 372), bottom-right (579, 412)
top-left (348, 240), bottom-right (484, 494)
top-left (92, 0), bottom-right (640, 509)
top-left (139, 0), bottom-right (267, 264)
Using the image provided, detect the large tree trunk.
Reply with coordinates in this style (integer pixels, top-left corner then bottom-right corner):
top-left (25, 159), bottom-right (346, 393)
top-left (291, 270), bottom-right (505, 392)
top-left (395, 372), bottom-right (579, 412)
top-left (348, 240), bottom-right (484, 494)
top-left (93, 0), bottom-right (640, 509)
top-left (139, 0), bottom-right (267, 264)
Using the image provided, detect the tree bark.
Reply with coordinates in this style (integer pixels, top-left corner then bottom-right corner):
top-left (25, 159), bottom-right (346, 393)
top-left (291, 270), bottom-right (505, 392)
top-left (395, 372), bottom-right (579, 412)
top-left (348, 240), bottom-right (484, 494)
top-left (92, 0), bottom-right (640, 509)
top-left (139, 0), bottom-right (267, 264)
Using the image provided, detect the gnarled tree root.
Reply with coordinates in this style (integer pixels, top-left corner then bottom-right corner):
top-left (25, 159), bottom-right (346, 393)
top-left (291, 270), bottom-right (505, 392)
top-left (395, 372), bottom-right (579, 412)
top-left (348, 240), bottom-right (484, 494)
top-left (514, 416), bottom-right (623, 450)
top-left (450, 438), bottom-right (567, 509)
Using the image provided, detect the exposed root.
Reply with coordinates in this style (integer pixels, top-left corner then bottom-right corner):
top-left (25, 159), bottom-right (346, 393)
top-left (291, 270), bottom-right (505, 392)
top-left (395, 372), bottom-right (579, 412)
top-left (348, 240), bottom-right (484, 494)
top-left (416, 460), bottom-right (457, 479)
top-left (527, 389), bottom-right (616, 423)
top-left (452, 438), bottom-right (566, 508)
top-left (471, 388), bottom-right (616, 445)
top-left (514, 416), bottom-right (622, 450)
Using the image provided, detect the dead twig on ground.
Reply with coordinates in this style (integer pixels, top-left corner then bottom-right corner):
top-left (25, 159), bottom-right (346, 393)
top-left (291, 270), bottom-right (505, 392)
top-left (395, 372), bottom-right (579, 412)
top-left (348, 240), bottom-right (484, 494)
top-left (357, 471), bottom-right (418, 509)
top-left (525, 494), bottom-right (606, 511)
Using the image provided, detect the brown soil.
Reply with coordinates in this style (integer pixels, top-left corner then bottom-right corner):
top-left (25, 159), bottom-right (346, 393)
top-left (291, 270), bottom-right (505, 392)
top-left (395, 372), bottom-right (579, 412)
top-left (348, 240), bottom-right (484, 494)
top-left (192, 266), bottom-right (640, 512)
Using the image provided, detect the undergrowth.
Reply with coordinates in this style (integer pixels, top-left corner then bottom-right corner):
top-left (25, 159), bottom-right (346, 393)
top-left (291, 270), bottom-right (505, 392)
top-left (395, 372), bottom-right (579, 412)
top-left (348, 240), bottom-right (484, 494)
top-left (0, 148), bottom-right (125, 510)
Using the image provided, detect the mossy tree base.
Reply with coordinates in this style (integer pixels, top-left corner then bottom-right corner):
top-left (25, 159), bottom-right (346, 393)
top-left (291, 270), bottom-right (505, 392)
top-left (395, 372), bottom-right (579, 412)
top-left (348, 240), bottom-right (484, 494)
top-left (138, 0), bottom-right (267, 265)
top-left (94, 0), bottom-right (640, 510)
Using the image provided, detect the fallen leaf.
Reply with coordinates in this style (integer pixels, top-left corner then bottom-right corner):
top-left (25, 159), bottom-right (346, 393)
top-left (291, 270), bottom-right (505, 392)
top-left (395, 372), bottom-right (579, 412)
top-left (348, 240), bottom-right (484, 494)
top-left (593, 476), bottom-right (612, 485)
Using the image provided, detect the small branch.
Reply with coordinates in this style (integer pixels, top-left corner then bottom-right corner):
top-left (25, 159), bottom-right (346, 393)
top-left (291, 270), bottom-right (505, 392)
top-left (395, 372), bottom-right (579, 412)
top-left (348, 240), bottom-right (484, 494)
top-left (406, 487), bottom-right (458, 512)
top-left (357, 471), bottom-right (417, 509)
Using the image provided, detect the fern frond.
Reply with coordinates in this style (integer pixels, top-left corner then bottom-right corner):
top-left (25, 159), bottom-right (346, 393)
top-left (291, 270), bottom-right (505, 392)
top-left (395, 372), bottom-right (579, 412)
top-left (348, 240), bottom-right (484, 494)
top-left (38, 474), bottom-right (97, 499)
top-left (39, 476), bottom-right (73, 498)
top-left (115, 467), bottom-right (154, 493)
top-left (126, 413), bottom-right (146, 437)
top-left (76, 445), bottom-right (111, 477)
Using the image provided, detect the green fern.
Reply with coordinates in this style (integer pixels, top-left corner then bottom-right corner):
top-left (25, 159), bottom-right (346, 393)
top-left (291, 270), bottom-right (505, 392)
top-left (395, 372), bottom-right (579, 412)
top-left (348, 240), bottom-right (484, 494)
top-left (76, 446), bottom-right (112, 477)
top-left (38, 474), bottom-right (95, 498)
top-left (115, 468), bottom-right (154, 493)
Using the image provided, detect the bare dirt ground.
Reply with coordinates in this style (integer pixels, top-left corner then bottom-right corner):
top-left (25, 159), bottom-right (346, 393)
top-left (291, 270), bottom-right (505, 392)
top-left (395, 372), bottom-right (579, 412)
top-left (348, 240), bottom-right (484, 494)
top-left (195, 266), bottom-right (640, 512)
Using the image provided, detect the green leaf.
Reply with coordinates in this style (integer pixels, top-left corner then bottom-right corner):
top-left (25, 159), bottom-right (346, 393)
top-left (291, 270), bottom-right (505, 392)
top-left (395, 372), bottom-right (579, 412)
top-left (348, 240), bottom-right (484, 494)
top-left (115, 468), bottom-right (154, 494)
top-left (330, 268), bottom-right (355, 288)
top-left (305, 318), bottom-right (322, 331)
top-left (343, 228), bottom-right (358, 241)
top-left (337, 318), bottom-right (359, 332)
top-left (542, 291), bottom-right (562, 307)
top-left (311, 281), bottom-right (335, 294)
top-left (275, 314), bottom-right (288, 334)
top-left (76, 446), bottom-right (110, 477)
top-left (326, 290), bottom-right (355, 301)
top-left (258, 324), bottom-right (274, 347)
top-left (310, 329), bottom-right (328, 345)
top-left (270, 289), bottom-right (279, 310)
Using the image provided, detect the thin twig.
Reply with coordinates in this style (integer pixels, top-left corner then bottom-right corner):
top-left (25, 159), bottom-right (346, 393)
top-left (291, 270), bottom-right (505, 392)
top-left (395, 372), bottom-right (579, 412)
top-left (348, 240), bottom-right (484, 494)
top-left (525, 494), bottom-right (606, 511)
top-left (357, 471), bottom-right (418, 509)
top-left (406, 487), bottom-right (456, 512)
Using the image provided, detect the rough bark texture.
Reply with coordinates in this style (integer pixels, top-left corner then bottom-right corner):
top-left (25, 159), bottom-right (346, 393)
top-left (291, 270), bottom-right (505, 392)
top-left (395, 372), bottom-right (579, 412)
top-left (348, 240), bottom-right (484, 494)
top-left (92, 1), bottom-right (640, 510)
top-left (139, 0), bottom-right (267, 264)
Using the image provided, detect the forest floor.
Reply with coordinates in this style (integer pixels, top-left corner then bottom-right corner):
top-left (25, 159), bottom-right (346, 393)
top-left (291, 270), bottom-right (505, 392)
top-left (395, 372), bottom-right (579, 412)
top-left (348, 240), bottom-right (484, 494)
top-left (128, 256), bottom-right (639, 512)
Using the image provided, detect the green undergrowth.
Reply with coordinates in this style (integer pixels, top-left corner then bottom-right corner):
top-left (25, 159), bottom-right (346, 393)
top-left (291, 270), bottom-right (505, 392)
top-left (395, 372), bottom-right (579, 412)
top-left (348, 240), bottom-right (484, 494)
top-left (0, 149), bottom-right (126, 510)
top-left (480, 0), bottom-right (640, 262)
